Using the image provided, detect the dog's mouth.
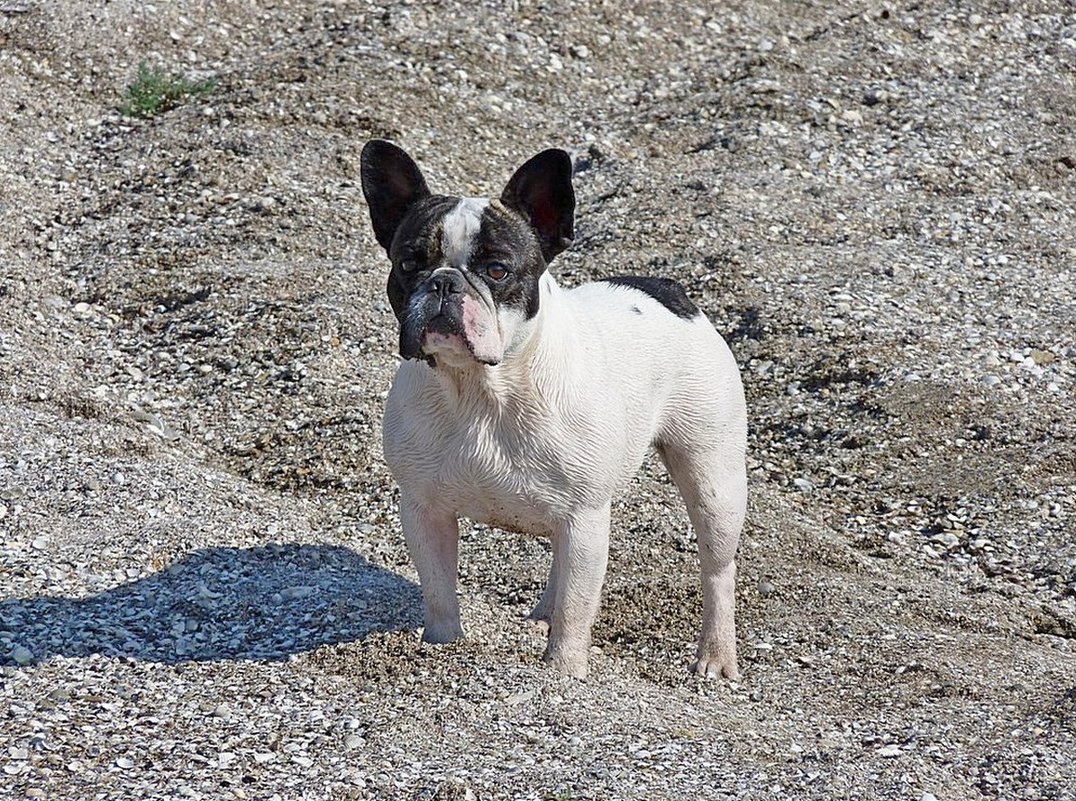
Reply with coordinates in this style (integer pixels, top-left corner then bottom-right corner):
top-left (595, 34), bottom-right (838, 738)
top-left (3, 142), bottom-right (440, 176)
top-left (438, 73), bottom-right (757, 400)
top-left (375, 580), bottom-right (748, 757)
top-left (400, 310), bottom-right (494, 367)
top-left (399, 288), bottom-right (503, 367)
top-left (424, 313), bottom-right (461, 337)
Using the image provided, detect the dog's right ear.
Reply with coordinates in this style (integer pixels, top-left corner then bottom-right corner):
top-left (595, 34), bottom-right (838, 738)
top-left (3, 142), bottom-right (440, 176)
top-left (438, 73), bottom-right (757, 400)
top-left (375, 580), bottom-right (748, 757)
top-left (500, 148), bottom-right (575, 264)
top-left (360, 140), bottom-right (432, 252)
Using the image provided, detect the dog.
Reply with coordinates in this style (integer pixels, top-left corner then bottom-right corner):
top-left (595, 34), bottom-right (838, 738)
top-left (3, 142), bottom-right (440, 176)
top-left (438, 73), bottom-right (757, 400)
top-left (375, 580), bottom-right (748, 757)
top-left (360, 140), bottom-right (747, 679)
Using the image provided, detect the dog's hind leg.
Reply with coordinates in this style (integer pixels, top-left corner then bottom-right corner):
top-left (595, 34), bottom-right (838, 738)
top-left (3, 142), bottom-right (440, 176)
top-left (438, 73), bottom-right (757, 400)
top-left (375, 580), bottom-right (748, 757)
top-left (659, 443), bottom-right (746, 679)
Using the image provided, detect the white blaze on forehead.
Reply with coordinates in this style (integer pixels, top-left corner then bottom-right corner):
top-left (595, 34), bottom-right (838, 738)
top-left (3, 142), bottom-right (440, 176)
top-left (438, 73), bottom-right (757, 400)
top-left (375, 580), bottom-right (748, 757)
top-left (441, 197), bottom-right (489, 267)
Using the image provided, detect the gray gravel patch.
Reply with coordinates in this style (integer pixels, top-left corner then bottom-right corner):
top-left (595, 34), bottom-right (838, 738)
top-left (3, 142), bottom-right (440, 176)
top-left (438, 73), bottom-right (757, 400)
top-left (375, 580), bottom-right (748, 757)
top-left (2, 0), bottom-right (1075, 799)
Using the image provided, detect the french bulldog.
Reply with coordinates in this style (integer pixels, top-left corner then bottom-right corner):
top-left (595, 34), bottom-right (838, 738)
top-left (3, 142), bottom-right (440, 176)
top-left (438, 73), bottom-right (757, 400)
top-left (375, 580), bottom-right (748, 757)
top-left (360, 140), bottom-right (747, 679)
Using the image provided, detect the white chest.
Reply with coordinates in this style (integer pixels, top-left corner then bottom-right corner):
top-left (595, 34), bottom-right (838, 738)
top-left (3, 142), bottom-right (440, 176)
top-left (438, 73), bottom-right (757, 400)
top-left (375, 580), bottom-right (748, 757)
top-left (385, 406), bottom-right (580, 535)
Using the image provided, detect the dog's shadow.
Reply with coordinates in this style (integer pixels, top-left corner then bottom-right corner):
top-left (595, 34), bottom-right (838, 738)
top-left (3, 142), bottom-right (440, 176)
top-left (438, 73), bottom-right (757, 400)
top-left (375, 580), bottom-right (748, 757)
top-left (0, 544), bottom-right (421, 665)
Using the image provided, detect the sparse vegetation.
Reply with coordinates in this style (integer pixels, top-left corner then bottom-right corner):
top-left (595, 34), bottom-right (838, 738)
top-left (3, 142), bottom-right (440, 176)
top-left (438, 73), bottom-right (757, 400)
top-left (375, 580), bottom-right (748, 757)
top-left (119, 63), bottom-right (215, 118)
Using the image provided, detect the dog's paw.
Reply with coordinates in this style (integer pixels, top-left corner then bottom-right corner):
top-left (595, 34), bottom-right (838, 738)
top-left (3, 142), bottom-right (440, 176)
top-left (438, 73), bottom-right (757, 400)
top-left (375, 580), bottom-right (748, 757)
top-left (421, 620), bottom-right (464, 644)
top-left (542, 644), bottom-right (589, 679)
top-left (691, 643), bottom-right (739, 680)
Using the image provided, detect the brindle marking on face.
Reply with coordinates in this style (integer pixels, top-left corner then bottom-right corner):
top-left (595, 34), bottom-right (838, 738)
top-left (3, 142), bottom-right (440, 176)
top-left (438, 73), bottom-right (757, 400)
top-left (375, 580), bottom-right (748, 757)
top-left (387, 197), bottom-right (548, 326)
top-left (385, 195), bottom-right (457, 321)
top-left (474, 201), bottom-right (546, 320)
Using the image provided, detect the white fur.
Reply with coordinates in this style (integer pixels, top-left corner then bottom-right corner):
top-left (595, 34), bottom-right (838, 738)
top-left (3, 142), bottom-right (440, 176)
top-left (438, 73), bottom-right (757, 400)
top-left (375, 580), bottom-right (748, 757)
top-left (384, 272), bottom-right (748, 679)
top-left (440, 197), bottom-right (489, 267)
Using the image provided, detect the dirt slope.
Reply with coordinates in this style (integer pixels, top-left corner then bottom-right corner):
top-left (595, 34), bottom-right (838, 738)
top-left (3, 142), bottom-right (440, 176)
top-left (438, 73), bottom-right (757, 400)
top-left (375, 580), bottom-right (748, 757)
top-left (1, 1), bottom-right (1074, 799)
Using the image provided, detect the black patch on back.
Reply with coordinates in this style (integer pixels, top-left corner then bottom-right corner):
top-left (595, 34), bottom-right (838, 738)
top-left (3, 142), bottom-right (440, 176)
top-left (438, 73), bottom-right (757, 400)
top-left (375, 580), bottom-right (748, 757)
top-left (601, 276), bottom-right (700, 319)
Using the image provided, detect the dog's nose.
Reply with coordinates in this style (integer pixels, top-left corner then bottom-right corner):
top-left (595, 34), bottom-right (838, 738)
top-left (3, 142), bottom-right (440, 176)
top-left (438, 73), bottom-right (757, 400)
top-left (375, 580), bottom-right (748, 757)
top-left (428, 271), bottom-right (466, 301)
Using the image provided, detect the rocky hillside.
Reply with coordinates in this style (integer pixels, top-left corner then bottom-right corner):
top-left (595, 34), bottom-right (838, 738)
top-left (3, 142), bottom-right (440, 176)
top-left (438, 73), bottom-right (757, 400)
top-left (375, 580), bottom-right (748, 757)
top-left (1, 1), bottom-right (1074, 798)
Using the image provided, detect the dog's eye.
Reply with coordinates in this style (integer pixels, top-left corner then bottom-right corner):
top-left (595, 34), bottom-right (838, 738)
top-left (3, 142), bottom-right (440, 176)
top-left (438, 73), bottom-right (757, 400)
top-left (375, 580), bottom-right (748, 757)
top-left (485, 263), bottom-right (509, 281)
top-left (399, 257), bottom-right (419, 272)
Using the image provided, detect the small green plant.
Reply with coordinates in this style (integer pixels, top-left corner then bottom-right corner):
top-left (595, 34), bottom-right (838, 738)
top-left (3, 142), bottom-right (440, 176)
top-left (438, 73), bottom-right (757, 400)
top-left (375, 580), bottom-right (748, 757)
top-left (119, 63), bottom-right (215, 118)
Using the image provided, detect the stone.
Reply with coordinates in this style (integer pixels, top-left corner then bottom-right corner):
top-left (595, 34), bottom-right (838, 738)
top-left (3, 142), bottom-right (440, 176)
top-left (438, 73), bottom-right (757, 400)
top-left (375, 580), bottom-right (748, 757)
top-left (11, 645), bottom-right (33, 666)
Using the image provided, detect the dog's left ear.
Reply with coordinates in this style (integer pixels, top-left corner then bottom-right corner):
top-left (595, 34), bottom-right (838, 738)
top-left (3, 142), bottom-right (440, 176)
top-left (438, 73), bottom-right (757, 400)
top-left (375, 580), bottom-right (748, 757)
top-left (500, 149), bottom-right (575, 263)
top-left (361, 140), bottom-right (432, 252)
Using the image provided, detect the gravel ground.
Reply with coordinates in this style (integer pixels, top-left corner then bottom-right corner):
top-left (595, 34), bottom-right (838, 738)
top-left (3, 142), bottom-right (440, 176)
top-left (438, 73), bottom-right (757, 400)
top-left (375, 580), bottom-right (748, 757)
top-left (2, 1), bottom-right (1075, 798)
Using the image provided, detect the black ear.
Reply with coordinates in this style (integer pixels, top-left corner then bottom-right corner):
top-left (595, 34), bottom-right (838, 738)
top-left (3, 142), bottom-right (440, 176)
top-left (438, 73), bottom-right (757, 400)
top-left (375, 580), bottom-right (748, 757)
top-left (500, 149), bottom-right (575, 263)
top-left (360, 140), bottom-right (432, 252)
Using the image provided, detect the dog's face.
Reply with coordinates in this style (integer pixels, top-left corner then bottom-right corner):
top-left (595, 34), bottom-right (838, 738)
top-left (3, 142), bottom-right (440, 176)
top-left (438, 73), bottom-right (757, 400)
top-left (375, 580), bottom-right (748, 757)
top-left (360, 141), bottom-right (574, 367)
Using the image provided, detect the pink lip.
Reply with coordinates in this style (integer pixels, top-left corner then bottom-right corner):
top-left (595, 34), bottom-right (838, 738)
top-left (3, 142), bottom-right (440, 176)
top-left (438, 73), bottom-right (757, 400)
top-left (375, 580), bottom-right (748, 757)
top-left (459, 295), bottom-right (502, 364)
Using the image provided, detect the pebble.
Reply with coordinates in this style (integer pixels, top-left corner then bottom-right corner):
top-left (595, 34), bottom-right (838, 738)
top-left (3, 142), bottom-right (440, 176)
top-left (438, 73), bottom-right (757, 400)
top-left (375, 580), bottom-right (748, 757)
top-left (877, 744), bottom-right (902, 757)
top-left (757, 580), bottom-right (776, 596)
top-left (251, 196), bottom-right (277, 212)
top-left (0, 485), bottom-right (24, 501)
top-left (931, 531), bottom-right (960, 548)
top-left (11, 645), bottom-right (34, 666)
top-left (281, 586), bottom-right (315, 600)
top-left (793, 477), bottom-right (814, 492)
top-left (344, 734), bottom-right (364, 750)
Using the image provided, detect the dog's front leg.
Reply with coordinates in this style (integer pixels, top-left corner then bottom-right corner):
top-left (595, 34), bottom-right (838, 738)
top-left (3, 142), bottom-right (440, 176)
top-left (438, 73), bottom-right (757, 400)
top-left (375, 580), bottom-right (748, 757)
top-left (543, 504), bottom-right (611, 679)
top-left (526, 545), bottom-right (560, 635)
top-left (400, 496), bottom-right (463, 643)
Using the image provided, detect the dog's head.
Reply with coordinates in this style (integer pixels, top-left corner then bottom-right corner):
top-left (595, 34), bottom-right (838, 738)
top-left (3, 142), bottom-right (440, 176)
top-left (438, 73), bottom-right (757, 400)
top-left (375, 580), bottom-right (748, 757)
top-left (360, 141), bottom-right (574, 367)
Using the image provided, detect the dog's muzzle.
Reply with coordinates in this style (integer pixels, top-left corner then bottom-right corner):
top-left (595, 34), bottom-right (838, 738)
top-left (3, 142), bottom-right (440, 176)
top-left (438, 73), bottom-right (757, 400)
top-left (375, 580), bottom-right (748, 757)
top-left (399, 270), bottom-right (470, 361)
